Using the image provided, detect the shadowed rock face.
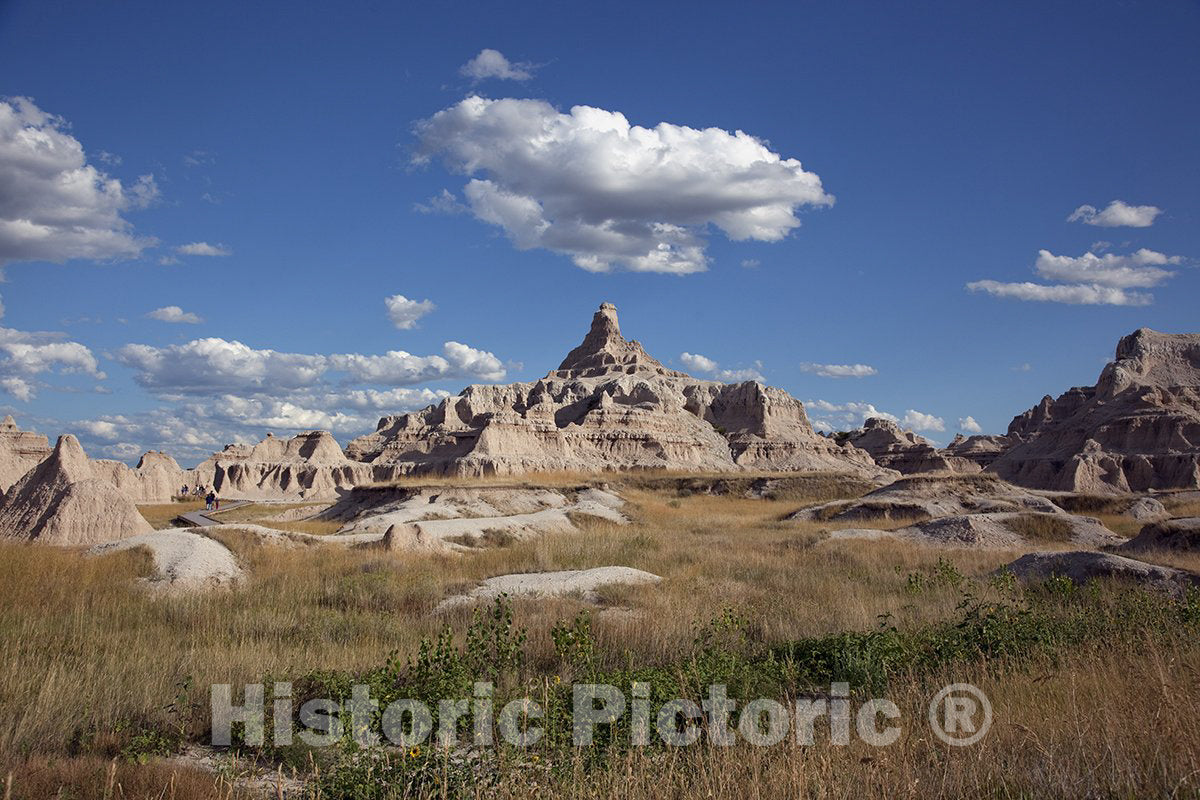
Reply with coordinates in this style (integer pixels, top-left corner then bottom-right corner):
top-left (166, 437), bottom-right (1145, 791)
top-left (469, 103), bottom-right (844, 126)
top-left (347, 303), bottom-right (891, 479)
top-left (991, 328), bottom-right (1200, 493)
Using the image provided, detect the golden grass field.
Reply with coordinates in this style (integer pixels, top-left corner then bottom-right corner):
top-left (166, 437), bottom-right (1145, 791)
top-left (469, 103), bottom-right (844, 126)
top-left (0, 475), bottom-right (1197, 798)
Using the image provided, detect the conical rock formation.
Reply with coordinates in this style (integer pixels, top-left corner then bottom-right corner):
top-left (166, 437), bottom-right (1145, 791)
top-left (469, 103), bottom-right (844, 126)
top-left (347, 304), bottom-right (891, 479)
top-left (0, 435), bottom-right (153, 545)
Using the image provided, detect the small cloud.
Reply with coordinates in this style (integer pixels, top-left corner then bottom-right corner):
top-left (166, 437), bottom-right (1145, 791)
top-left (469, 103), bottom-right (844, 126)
top-left (901, 409), bottom-right (945, 432)
top-left (384, 295), bottom-right (436, 330)
top-left (958, 415), bottom-right (983, 433)
top-left (413, 189), bottom-right (468, 215)
top-left (128, 174), bottom-right (160, 209)
top-left (680, 352), bottom-right (718, 373)
top-left (147, 305), bottom-right (203, 324)
top-left (1068, 200), bottom-right (1161, 228)
top-left (460, 49), bottom-right (535, 82)
top-left (1090, 241), bottom-right (1111, 254)
top-left (96, 150), bottom-right (122, 166)
top-left (183, 150), bottom-right (215, 168)
top-left (680, 351), bottom-right (763, 383)
top-left (1012, 363), bottom-right (1032, 372)
top-left (740, 259), bottom-right (761, 269)
top-left (158, 255), bottom-right (180, 266)
top-left (176, 242), bottom-right (232, 257)
top-left (799, 362), bottom-right (877, 378)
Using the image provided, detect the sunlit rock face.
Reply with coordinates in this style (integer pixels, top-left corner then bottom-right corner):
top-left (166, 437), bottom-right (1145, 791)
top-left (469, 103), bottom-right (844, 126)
top-left (347, 303), bottom-right (891, 479)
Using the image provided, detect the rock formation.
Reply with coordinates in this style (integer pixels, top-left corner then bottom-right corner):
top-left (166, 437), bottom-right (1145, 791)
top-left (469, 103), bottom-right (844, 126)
top-left (1119, 517), bottom-right (1200, 553)
top-left (791, 473), bottom-right (1064, 523)
top-left (0, 416), bottom-right (51, 493)
top-left (0, 434), bottom-right (153, 545)
top-left (1002, 550), bottom-right (1199, 595)
top-left (844, 417), bottom-right (979, 474)
top-left (991, 328), bottom-right (1200, 493)
top-left (942, 434), bottom-right (1013, 470)
top-left (90, 451), bottom-right (190, 503)
top-left (193, 430), bottom-right (376, 500)
top-left (347, 303), bottom-right (890, 479)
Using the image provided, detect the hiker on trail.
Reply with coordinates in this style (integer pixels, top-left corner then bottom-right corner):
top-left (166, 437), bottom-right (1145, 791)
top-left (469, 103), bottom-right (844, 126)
top-left (213, 494), bottom-right (220, 512)
top-left (205, 491), bottom-right (215, 511)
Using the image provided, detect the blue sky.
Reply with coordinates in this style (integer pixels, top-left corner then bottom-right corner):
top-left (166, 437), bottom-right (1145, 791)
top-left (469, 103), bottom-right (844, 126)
top-left (1, 0), bottom-right (1197, 464)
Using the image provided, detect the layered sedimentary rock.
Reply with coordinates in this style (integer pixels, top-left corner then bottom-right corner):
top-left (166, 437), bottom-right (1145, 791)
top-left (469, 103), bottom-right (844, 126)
top-left (844, 417), bottom-right (979, 474)
top-left (90, 451), bottom-right (191, 503)
top-left (348, 304), bottom-right (889, 479)
top-left (0, 415), bottom-right (52, 492)
top-left (194, 430), bottom-right (376, 499)
top-left (943, 434), bottom-right (1013, 470)
top-left (991, 328), bottom-right (1200, 493)
top-left (0, 435), bottom-right (153, 545)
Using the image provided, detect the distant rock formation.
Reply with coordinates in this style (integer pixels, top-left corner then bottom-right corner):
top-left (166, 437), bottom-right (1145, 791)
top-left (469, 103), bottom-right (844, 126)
top-left (347, 303), bottom-right (890, 479)
top-left (991, 328), bottom-right (1200, 493)
top-left (0, 415), bottom-right (51, 493)
top-left (844, 417), bottom-right (979, 474)
top-left (0, 435), bottom-right (153, 545)
top-left (193, 430), bottom-right (376, 500)
top-left (90, 451), bottom-right (190, 503)
top-left (943, 433), bottom-right (1013, 470)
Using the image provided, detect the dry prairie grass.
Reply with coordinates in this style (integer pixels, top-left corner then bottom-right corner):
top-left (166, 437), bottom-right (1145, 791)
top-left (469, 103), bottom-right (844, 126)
top-left (3, 473), bottom-right (1199, 798)
top-left (137, 501), bottom-right (206, 529)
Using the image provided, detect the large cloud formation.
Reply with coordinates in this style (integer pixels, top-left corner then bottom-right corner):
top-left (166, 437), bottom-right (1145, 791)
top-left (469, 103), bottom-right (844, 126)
top-left (414, 96), bottom-right (833, 274)
top-left (0, 97), bottom-right (157, 266)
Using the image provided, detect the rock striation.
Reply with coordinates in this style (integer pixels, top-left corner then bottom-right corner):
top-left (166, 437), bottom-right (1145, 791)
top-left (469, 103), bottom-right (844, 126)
top-left (844, 417), bottom-right (979, 474)
top-left (347, 304), bottom-right (890, 479)
top-left (0, 434), bottom-right (153, 545)
top-left (193, 430), bottom-right (376, 500)
top-left (991, 328), bottom-right (1200, 493)
top-left (0, 415), bottom-right (52, 493)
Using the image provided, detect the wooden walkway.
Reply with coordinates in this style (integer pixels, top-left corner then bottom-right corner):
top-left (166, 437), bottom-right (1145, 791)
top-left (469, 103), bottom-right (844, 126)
top-left (178, 500), bottom-right (250, 528)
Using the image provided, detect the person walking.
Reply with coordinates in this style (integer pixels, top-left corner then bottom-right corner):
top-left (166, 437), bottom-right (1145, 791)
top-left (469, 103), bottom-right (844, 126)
top-left (213, 493), bottom-right (220, 512)
top-left (205, 491), bottom-right (214, 511)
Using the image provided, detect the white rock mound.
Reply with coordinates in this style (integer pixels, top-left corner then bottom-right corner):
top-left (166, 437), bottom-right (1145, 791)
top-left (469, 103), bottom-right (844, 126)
top-left (90, 530), bottom-right (243, 590)
top-left (330, 485), bottom-right (627, 551)
top-left (830, 512), bottom-right (1122, 550)
top-left (436, 567), bottom-right (662, 611)
top-left (792, 473), bottom-right (1062, 524)
top-left (0, 435), bottom-right (153, 546)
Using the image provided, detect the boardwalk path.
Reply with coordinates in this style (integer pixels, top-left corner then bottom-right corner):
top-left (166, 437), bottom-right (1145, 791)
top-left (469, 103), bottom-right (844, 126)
top-left (178, 500), bottom-right (250, 528)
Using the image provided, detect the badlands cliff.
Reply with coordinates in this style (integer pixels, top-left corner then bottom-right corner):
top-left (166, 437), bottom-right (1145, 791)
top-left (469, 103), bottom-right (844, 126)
top-left (0, 435), bottom-right (152, 545)
top-left (346, 303), bottom-right (889, 479)
top-left (843, 417), bottom-right (979, 474)
top-left (0, 415), bottom-right (51, 492)
top-left (991, 328), bottom-right (1200, 493)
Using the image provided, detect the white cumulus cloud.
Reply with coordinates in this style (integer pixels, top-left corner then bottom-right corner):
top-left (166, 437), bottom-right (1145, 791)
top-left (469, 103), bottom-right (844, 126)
top-left (966, 280), bottom-right (1152, 306)
top-left (1068, 200), bottom-right (1161, 228)
top-left (799, 362), bottom-right (877, 378)
top-left (0, 97), bottom-right (157, 266)
top-left (966, 246), bottom-right (1181, 307)
top-left (384, 294), bottom-right (435, 330)
top-left (415, 96), bottom-right (833, 274)
top-left (679, 351), bottom-right (763, 383)
top-left (901, 409), bottom-right (945, 432)
top-left (459, 49), bottom-right (535, 82)
top-left (958, 416), bottom-right (983, 433)
top-left (1033, 248), bottom-right (1178, 288)
top-left (147, 305), bottom-right (203, 324)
